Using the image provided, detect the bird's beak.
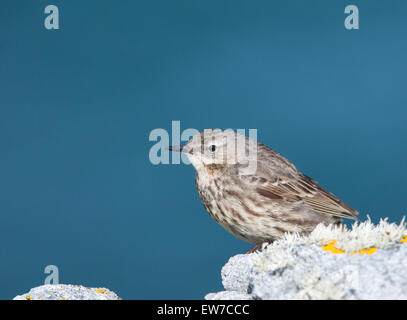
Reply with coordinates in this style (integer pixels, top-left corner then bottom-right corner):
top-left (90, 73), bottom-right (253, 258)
top-left (167, 144), bottom-right (185, 152)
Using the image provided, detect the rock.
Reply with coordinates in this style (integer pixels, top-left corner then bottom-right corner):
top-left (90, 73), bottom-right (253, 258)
top-left (206, 218), bottom-right (407, 300)
top-left (13, 284), bottom-right (121, 300)
top-left (205, 291), bottom-right (253, 300)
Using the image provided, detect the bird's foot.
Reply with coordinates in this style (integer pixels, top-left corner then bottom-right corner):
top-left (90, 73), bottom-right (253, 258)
top-left (245, 241), bottom-right (272, 254)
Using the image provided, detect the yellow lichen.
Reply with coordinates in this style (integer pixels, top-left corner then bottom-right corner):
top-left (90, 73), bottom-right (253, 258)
top-left (350, 248), bottom-right (377, 255)
top-left (321, 240), bottom-right (377, 255)
top-left (26, 296), bottom-right (32, 300)
top-left (94, 289), bottom-right (107, 294)
top-left (323, 233), bottom-right (407, 255)
top-left (321, 240), bottom-right (345, 254)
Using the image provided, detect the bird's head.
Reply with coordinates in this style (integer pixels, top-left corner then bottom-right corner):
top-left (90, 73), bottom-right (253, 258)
top-left (168, 129), bottom-right (258, 174)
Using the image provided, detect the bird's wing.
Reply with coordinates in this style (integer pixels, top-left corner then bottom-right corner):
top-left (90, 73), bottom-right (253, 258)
top-left (255, 174), bottom-right (358, 220)
top-left (249, 146), bottom-right (358, 220)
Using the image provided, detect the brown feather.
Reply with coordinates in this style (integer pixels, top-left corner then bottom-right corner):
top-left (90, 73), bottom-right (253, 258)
top-left (256, 174), bottom-right (358, 220)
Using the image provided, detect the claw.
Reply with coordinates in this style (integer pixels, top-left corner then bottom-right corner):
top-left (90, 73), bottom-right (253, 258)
top-left (245, 241), bottom-right (272, 254)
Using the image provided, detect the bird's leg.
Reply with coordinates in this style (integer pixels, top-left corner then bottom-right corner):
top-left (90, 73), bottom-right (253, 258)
top-left (245, 241), bottom-right (272, 254)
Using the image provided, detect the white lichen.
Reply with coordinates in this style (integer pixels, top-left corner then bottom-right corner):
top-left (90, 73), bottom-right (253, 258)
top-left (207, 217), bottom-right (407, 300)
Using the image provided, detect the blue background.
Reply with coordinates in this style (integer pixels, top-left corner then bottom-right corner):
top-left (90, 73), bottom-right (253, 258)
top-left (1, 1), bottom-right (406, 299)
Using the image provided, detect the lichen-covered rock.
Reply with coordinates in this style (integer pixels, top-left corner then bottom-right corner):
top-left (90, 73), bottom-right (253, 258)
top-left (205, 291), bottom-right (253, 300)
top-left (13, 284), bottom-right (121, 300)
top-left (206, 218), bottom-right (407, 300)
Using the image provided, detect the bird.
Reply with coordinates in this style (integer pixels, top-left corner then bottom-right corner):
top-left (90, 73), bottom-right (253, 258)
top-left (168, 129), bottom-right (358, 253)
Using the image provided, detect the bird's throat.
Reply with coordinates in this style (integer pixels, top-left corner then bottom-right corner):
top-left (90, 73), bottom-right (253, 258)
top-left (196, 163), bottom-right (225, 185)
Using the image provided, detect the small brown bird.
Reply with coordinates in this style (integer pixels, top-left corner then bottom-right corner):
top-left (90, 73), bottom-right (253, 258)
top-left (169, 129), bottom-right (358, 253)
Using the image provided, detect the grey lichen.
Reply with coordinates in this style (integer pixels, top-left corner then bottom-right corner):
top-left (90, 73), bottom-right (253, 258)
top-left (14, 284), bottom-right (121, 300)
top-left (206, 218), bottom-right (407, 300)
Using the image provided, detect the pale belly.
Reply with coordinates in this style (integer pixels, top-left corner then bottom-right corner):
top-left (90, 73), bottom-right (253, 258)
top-left (196, 179), bottom-right (291, 244)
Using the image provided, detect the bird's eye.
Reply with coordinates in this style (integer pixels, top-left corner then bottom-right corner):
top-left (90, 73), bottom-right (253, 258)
top-left (209, 145), bottom-right (216, 152)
